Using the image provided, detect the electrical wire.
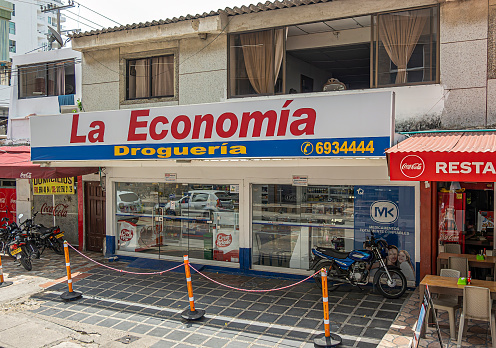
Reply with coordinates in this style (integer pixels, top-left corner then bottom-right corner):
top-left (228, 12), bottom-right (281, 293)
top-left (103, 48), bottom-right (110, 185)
top-left (74, 1), bottom-right (122, 26)
top-left (63, 12), bottom-right (99, 30)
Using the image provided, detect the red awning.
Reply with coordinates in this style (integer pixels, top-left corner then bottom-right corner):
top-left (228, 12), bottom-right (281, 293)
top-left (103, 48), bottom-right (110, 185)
top-left (386, 132), bottom-right (496, 182)
top-left (0, 146), bottom-right (98, 179)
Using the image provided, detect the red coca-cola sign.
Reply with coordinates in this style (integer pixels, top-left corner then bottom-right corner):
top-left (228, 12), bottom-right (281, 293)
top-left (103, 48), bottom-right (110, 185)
top-left (120, 229), bottom-right (133, 242)
top-left (216, 233), bottom-right (232, 248)
top-left (399, 155), bottom-right (425, 179)
top-left (0, 192), bottom-right (5, 210)
top-left (40, 203), bottom-right (69, 217)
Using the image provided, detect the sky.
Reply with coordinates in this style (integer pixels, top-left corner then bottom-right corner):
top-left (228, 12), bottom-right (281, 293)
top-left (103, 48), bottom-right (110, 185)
top-left (62, 0), bottom-right (253, 34)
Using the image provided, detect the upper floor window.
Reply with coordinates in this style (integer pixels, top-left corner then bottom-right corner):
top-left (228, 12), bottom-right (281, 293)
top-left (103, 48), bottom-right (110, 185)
top-left (8, 40), bottom-right (15, 53)
top-left (228, 6), bottom-right (438, 97)
top-left (12, 4), bottom-right (15, 16)
top-left (9, 22), bottom-right (15, 35)
top-left (18, 59), bottom-right (76, 99)
top-left (126, 55), bottom-right (174, 100)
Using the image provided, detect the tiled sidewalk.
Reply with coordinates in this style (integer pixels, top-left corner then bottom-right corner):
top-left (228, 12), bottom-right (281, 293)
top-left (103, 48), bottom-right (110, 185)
top-left (381, 288), bottom-right (495, 347)
top-left (30, 257), bottom-right (411, 348)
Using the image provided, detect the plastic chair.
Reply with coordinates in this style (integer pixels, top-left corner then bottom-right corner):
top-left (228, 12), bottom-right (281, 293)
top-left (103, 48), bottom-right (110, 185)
top-left (449, 256), bottom-right (469, 278)
top-left (444, 243), bottom-right (461, 254)
top-left (457, 285), bottom-right (496, 348)
top-left (428, 269), bottom-right (461, 340)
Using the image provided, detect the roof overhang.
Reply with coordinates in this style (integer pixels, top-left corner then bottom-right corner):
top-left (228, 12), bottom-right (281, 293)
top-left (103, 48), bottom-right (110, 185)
top-left (386, 132), bottom-right (496, 182)
top-left (0, 146), bottom-right (98, 179)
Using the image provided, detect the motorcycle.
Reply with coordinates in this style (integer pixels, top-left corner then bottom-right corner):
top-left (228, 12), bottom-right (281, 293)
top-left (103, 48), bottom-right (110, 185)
top-left (309, 232), bottom-right (407, 299)
top-left (20, 212), bottom-right (65, 256)
top-left (1, 216), bottom-right (32, 271)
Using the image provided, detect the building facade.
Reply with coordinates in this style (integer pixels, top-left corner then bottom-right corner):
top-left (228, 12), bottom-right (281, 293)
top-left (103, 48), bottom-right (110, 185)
top-left (28, 0), bottom-right (496, 281)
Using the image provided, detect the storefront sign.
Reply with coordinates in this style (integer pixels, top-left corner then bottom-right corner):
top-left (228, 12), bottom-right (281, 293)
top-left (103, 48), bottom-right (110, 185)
top-left (354, 186), bottom-right (416, 282)
top-left (292, 175), bottom-right (308, 186)
top-left (33, 178), bottom-right (75, 195)
top-left (164, 173), bottom-right (177, 182)
top-left (31, 92), bottom-right (394, 161)
top-left (389, 152), bottom-right (496, 182)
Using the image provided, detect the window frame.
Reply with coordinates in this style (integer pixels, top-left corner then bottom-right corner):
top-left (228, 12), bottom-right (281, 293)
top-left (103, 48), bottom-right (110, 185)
top-left (125, 53), bottom-right (176, 101)
top-left (17, 59), bottom-right (77, 99)
top-left (8, 40), bottom-right (15, 53)
top-left (9, 21), bottom-right (15, 35)
top-left (227, 4), bottom-right (439, 98)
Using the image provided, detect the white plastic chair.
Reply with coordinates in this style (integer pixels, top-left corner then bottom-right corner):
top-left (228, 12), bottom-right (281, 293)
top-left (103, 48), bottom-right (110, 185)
top-left (449, 256), bottom-right (469, 278)
top-left (444, 243), bottom-right (461, 254)
top-left (427, 269), bottom-right (461, 340)
top-left (457, 285), bottom-right (496, 348)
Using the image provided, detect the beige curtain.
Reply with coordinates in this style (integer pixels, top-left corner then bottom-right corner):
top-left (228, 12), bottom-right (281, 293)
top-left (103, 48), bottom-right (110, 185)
top-left (152, 56), bottom-right (174, 97)
top-left (55, 62), bottom-right (65, 95)
top-left (128, 59), bottom-right (150, 99)
top-left (379, 9), bottom-right (427, 84)
top-left (240, 28), bottom-right (285, 94)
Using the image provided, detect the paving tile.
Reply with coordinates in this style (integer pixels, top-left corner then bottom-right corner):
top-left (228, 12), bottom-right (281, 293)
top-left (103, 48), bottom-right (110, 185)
top-left (81, 315), bottom-right (105, 325)
top-left (275, 316), bottom-right (300, 326)
top-left (113, 321), bottom-right (137, 331)
top-left (257, 313), bottom-right (280, 323)
top-left (149, 340), bottom-right (176, 348)
top-left (129, 323), bottom-right (154, 334)
top-left (147, 327), bottom-right (170, 338)
top-left (363, 327), bottom-right (388, 339)
top-left (183, 333), bottom-right (209, 345)
top-left (97, 318), bottom-right (121, 328)
top-left (164, 329), bottom-right (190, 341)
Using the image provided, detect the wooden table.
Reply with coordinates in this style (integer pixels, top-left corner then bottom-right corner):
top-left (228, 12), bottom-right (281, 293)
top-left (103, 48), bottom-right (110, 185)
top-left (419, 274), bottom-right (496, 338)
top-left (436, 252), bottom-right (496, 275)
top-left (420, 274), bottom-right (496, 301)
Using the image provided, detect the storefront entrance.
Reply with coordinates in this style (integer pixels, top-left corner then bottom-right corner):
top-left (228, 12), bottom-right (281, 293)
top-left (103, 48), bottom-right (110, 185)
top-left (85, 181), bottom-right (106, 252)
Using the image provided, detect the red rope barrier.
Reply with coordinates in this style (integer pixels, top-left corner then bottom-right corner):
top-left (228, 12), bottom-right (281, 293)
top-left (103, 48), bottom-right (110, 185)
top-left (189, 264), bottom-right (319, 293)
top-left (66, 242), bottom-right (183, 275)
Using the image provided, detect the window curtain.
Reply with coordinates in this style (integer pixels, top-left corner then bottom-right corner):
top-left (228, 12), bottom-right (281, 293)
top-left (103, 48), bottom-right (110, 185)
top-left (0, 20), bottom-right (8, 62)
top-left (129, 59), bottom-right (150, 99)
top-left (55, 62), bottom-right (65, 95)
top-left (379, 9), bottom-right (428, 84)
top-left (151, 56), bottom-right (174, 97)
top-left (240, 28), bottom-right (285, 94)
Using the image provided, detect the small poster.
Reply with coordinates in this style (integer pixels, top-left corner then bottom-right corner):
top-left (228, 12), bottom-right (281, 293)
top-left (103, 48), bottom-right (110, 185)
top-left (230, 184), bottom-right (239, 194)
top-left (410, 285), bottom-right (443, 348)
top-left (33, 178), bottom-right (75, 195)
top-left (164, 173), bottom-right (177, 183)
top-left (292, 175), bottom-right (308, 186)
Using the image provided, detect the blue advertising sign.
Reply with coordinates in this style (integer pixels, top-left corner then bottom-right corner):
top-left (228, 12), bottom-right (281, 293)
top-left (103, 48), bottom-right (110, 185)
top-left (354, 186), bottom-right (416, 282)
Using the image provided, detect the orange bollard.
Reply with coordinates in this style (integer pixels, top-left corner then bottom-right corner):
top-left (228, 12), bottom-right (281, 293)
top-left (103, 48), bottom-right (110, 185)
top-left (0, 253), bottom-right (13, 288)
top-left (181, 255), bottom-right (205, 320)
top-left (60, 241), bottom-right (82, 301)
top-left (313, 267), bottom-right (342, 347)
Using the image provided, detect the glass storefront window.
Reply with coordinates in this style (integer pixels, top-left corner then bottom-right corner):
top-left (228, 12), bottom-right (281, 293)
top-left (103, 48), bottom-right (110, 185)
top-left (115, 182), bottom-right (240, 263)
top-left (438, 182), bottom-right (494, 255)
top-left (252, 184), bottom-right (354, 269)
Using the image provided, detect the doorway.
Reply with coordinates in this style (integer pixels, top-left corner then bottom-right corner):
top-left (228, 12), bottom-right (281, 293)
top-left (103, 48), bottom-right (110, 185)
top-left (85, 181), bottom-right (106, 252)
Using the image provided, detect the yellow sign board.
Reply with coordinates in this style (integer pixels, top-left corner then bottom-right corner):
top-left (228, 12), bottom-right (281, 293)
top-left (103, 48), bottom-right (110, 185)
top-left (33, 178), bottom-right (75, 195)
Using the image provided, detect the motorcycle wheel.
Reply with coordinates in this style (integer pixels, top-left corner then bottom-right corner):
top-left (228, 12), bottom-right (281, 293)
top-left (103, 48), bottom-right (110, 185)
top-left (19, 249), bottom-right (32, 271)
top-left (51, 238), bottom-right (64, 255)
top-left (313, 261), bottom-right (341, 291)
top-left (375, 269), bottom-right (407, 299)
top-left (27, 241), bottom-right (40, 259)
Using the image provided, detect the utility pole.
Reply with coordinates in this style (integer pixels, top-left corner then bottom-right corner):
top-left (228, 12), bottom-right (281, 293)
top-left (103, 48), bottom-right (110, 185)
top-left (40, 0), bottom-right (75, 39)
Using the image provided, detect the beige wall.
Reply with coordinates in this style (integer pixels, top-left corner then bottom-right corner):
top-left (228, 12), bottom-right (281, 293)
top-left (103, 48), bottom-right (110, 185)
top-left (77, 0), bottom-right (494, 130)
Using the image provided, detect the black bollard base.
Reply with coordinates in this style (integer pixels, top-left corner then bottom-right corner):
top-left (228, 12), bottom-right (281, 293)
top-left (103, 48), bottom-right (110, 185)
top-left (313, 333), bottom-right (342, 347)
top-left (181, 308), bottom-right (205, 320)
top-left (0, 281), bottom-right (13, 288)
top-left (60, 291), bottom-right (82, 301)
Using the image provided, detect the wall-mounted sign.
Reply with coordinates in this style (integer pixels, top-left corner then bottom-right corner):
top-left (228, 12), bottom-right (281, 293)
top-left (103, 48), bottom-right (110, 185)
top-left (164, 173), bottom-right (177, 183)
top-left (33, 178), bottom-right (75, 195)
top-left (389, 152), bottom-right (496, 182)
top-left (230, 184), bottom-right (239, 194)
top-left (292, 175), bottom-right (308, 186)
top-left (30, 92), bottom-right (394, 161)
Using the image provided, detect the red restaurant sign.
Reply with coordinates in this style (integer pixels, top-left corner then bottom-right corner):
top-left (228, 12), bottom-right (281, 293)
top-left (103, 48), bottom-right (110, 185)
top-left (388, 152), bottom-right (496, 182)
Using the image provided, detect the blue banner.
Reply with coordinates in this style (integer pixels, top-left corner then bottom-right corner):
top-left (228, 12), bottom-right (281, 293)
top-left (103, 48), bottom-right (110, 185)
top-left (31, 136), bottom-right (390, 161)
top-left (354, 186), bottom-right (416, 282)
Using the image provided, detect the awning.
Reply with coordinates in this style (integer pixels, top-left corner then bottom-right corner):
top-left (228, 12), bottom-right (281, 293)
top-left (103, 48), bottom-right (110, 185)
top-left (0, 146), bottom-right (98, 179)
top-left (386, 132), bottom-right (496, 182)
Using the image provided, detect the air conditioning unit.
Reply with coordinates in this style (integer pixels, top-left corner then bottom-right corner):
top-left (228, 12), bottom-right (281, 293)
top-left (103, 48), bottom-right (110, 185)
top-left (60, 105), bottom-right (78, 114)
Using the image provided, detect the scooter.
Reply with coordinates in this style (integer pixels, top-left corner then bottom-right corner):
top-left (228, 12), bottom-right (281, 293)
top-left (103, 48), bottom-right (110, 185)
top-left (309, 232), bottom-right (407, 299)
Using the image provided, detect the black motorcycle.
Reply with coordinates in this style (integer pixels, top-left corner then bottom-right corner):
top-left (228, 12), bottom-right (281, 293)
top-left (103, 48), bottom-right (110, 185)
top-left (20, 212), bottom-right (64, 256)
top-left (309, 232), bottom-right (407, 299)
top-left (1, 216), bottom-right (32, 271)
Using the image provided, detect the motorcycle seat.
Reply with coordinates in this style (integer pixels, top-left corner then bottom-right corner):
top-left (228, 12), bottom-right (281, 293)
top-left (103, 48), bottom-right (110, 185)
top-left (316, 247), bottom-right (349, 259)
